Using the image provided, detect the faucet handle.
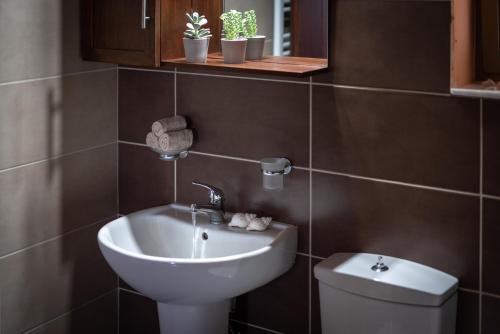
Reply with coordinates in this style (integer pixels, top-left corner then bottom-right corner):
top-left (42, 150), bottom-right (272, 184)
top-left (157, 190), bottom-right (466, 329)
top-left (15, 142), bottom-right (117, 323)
top-left (192, 181), bottom-right (224, 206)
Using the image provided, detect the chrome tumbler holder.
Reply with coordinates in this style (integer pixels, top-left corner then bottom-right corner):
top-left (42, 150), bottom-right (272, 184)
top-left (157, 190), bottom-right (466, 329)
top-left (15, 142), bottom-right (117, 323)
top-left (260, 158), bottom-right (292, 190)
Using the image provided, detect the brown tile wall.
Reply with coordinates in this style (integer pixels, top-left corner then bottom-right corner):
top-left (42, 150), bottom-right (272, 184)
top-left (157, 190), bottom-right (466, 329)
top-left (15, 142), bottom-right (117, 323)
top-left (117, 1), bottom-right (500, 333)
top-left (0, 0), bottom-right (118, 332)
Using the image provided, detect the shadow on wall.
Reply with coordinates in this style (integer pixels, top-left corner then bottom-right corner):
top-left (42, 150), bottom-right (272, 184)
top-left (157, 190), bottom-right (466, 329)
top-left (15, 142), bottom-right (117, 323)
top-left (0, 0), bottom-right (117, 333)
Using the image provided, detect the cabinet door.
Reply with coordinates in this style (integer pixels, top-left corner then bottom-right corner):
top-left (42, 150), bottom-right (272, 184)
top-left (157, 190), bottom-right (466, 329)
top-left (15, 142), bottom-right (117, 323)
top-left (82, 0), bottom-right (160, 67)
top-left (160, 0), bottom-right (222, 61)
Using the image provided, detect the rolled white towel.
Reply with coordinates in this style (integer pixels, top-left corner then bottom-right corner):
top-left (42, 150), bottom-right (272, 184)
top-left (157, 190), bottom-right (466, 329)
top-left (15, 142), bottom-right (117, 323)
top-left (158, 129), bottom-right (193, 152)
top-left (246, 217), bottom-right (272, 231)
top-left (152, 115), bottom-right (188, 136)
top-left (229, 213), bottom-right (257, 228)
top-left (146, 132), bottom-right (160, 150)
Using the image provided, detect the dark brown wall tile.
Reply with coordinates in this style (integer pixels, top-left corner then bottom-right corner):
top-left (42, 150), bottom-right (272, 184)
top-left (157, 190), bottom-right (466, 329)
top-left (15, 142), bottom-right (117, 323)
top-left (456, 291), bottom-right (479, 334)
top-left (120, 290), bottom-right (160, 334)
top-left (27, 291), bottom-right (118, 334)
top-left (483, 199), bottom-right (500, 295)
top-left (0, 223), bottom-right (116, 334)
top-left (0, 70), bottom-right (117, 170)
top-left (483, 99), bottom-right (500, 196)
top-left (119, 69), bottom-right (175, 143)
top-left (312, 87), bottom-right (480, 192)
top-left (119, 144), bottom-right (174, 214)
top-left (311, 172), bottom-right (479, 289)
top-left (482, 295), bottom-right (500, 334)
top-left (231, 254), bottom-right (309, 334)
top-left (0, 144), bottom-right (117, 256)
top-left (177, 74), bottom-right (310, 166)
top-left (177, 154), bottom-right (310, 253)
top-left (0, 0), bottom-right (113, 84)
top-left (314, 0), bottom-right (450, 93)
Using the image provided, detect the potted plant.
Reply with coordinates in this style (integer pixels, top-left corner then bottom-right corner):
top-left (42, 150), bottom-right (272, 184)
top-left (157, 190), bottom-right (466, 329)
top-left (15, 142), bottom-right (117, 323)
top-left (220, 10), bottom-right (247, 64)
top-left (183, 12), bottom-right (212, 63)
top-left (243, 10), bottom-right (266, 60)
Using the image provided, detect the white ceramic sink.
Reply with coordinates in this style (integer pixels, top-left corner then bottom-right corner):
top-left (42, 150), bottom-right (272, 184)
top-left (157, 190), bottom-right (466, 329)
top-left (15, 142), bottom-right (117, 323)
top-left (97, 204), bottom-right (297, 334)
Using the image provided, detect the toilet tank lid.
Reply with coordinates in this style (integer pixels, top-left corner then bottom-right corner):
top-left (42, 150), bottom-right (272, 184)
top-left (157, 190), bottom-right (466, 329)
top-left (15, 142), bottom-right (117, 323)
top-left (314, 253), bottom-right (458, 307)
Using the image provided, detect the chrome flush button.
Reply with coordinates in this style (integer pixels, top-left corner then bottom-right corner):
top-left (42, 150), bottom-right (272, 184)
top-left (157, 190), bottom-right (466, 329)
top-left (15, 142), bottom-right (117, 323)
top-left (371, 256), bottom-right (389, 272)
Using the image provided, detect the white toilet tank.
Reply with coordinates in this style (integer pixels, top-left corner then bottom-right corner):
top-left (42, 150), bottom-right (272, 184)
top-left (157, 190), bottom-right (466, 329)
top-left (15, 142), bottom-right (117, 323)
top-left (314, 253), bottom-right (458, 334)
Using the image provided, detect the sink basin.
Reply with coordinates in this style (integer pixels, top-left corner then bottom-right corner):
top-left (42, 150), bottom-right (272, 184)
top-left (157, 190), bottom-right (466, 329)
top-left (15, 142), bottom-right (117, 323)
top-left (97, 204), bottom-right (297, 334)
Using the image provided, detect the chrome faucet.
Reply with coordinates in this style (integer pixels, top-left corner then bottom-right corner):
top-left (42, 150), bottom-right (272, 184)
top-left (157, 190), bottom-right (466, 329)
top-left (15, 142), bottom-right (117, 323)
top-left (191, 181), bottom-right (225, 224)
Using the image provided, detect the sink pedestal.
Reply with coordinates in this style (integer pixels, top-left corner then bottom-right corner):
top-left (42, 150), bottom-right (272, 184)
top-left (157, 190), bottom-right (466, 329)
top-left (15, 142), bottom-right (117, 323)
top-left (157, 300), bottom-right (230, 334)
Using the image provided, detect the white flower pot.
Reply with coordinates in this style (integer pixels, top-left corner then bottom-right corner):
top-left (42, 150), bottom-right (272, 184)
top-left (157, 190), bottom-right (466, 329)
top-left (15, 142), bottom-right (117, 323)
top-left (221, 38), bottom-right (248, 64)
top-left (183, 37), bottom-right (210, 63)
top-left (245, 35), bottom-right (266, 60)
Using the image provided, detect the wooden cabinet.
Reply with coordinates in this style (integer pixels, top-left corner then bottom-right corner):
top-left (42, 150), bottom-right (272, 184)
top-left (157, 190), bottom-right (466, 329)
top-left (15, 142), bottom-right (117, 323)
top-left (82, 0), bottom-right (161, 66)
top-left (82, 0), bottom-right (221, 67)
top-left (81, 0), bottom-right (328, 76)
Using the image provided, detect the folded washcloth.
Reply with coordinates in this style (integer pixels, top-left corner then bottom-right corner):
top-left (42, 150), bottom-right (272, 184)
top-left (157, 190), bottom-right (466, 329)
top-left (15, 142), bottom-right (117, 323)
top-left (152, 116), bottom-right (188, 136)
top-left (229, 213), bottom-right (257, 228)
top-left (146, 132), bottom-right (160, 150)
top-left (246, 217), bottom-right (272, 231)
top-left (158, 129), bottom-right (193, 152)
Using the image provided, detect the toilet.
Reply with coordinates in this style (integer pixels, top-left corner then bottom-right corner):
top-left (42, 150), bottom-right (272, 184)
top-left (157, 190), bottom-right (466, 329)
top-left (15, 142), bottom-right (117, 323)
top-left (314, 253), bottom-right (458, 334)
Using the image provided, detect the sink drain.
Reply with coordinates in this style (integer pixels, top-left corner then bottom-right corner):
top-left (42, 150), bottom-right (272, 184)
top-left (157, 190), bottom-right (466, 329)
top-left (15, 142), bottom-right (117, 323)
top-left (202, 232), bottom-right (208, 240)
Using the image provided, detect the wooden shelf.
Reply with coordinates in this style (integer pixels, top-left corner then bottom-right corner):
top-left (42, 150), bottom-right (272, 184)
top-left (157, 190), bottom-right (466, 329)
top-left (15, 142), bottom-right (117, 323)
top-left (451, 83), bottom-right (500, 99)
top-left (164, 53), bottom-right (328, 76)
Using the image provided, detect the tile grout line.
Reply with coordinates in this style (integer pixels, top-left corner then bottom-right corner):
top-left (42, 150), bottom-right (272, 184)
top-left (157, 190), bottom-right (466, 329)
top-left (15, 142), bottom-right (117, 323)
top-left (308, 76), bottom-right (313, 334)
top-left (0, 141), bottom-right (117, 174)
top-left (177, 70), bottom-right (309, 85)
top-left (457, 287), bottom-right (500, 300)
top-left (0, 67), bottom-right (116, 88)
top-left (117, 140), bottom-right (491, 199)
top-left (116, 66), bottom-right (120, 232)
top-left (311, 168), bottom-right (480, 198)
top-left (116, 66), bottom-right (120, 334)
top-left (174, 68), bottom-right (178, 202)
top-left (229, 319), bottom-right (285, 334)
top-left (117, 288), bottom-right (120, 334)
top-left (119, 66), bottom-right (452, 98)
top-left (311, 254), bottom-right (326, 261)
top-left (483, 193), bottom-right (500, 201)
top-left (0, 214), bottom-right (117, 260)
top-left (190, 150), bottom-right (262, 164)
top-left (22, 289), bottom-right (117, 334)
top-left (483, 291), bottom-right (500, 300)
top-left (118, 140), bottom-right (148, 147)
top-left (460, 287), bottom-right (480, 294)
top-left (479, 98), bottom-right (484, 333)
top-left (118, 66), bottom-right (176, 74)
top-left (119, 287), bottom-right (144, 297)
top-left (313, 82), bottom-right (451, 97)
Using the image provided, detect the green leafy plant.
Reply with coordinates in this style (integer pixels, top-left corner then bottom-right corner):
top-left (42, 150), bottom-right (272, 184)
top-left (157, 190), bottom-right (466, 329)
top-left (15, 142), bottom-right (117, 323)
top-left (220, 10), bottom-right (244, 40)
top-left (184, 12), bottom-right (212, 39)
top-left (243, 10), bottom-right (257, 37)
